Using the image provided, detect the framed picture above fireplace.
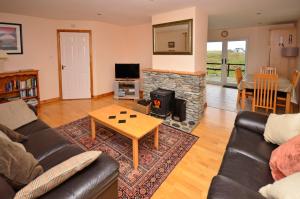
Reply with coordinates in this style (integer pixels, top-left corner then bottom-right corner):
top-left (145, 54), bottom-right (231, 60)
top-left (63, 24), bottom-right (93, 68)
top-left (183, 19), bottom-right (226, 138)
top-left (153, 19), bottom-right (193, 55)
top-left (0, 22), bottom-right (23, 54)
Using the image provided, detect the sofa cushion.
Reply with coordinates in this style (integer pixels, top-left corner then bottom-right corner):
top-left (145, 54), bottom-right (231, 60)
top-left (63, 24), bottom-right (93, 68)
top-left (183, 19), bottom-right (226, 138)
top-left (23, 128), bottom-right (70, 161)
top-left (37, 153), bottom-right (119, 199)
top-left (270, 134), bottom-right (300, 180)
top-left (14, 151), bottom-right (101, 199)
top-left (0, 123), bottom-right (28, 142)
top-left (0, 135), bottom-right (44, 189)
top-left (218, 149), bottom-right (274, 191)
top-left (259, 172), bottom-right (300, 199)
top-left (0, 99), bottom-right (37, 130)
top-left (0, 130), bottom-right (26, 151)
top-left (208, 175), bottom-right (265, 199)
top-left (16, 119), bottom-right (50, 137)
top-left (264, 113), bottom-right (300, 145)
top-left (227, 127), bottom-right (277, 163)
top-left (39, 145), bottom-right (83, 171)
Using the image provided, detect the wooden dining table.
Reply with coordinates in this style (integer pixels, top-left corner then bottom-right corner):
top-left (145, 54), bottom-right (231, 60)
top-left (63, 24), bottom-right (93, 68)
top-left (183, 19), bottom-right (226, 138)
top-left (239, 74), bottom-right (295, 113)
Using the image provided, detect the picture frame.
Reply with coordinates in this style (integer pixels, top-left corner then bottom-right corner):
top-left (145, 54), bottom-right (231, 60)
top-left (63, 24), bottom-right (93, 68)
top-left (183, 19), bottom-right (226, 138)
top-left (0, 22), bottom-right (23, 54)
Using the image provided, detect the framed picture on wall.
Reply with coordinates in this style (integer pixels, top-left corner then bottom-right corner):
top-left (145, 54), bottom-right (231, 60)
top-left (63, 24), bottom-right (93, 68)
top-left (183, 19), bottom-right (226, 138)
top-left (0, 22), bottom-right (23, 54)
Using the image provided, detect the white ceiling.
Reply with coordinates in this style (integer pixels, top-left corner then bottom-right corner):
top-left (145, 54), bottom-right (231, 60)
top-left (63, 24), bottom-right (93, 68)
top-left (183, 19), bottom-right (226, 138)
top-left (0, 0), bottom-right (300, 29)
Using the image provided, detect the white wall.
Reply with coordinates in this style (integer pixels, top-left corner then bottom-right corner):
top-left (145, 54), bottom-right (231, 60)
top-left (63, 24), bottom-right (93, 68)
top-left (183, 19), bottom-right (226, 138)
top-left (152, 7), bottom-right (208, 72)
top-left (0, 12), bottom-right (151, 100)
top-left (208, 26), bottom-right (270, 74)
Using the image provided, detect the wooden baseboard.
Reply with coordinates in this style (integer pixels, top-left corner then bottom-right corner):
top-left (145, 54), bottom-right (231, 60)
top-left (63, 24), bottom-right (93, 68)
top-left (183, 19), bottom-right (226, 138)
top-left (40, 97), bottom-right (60, 104)
top-left (93, 92), bottom-right (114, 99)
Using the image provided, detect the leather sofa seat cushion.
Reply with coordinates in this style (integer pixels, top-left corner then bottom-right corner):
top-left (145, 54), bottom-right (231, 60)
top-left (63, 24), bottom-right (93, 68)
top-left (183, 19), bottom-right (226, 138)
top-left (16, 120), bottom-right (50, 136)
top-left (228, 127), bottom-right (277, 163)
top-left (23, 128), bottom-right (69, 161)
top-left (39, 145), bottom-right (83, 171)
top-left (219, 149), bottom-right (274, 191)
top-left (208, 175), bottom-right (265, 199)
top-left (38, 153), bottom-right (119, 199)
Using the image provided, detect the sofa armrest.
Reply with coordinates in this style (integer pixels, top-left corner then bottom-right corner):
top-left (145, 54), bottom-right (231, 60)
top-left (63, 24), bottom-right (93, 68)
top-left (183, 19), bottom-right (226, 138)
top-left (235, 111), bottom-right (269, 135)
top-left (27, 104), bottom-right (38, 115)
top-left (0, 176), bottom-right (15, 199)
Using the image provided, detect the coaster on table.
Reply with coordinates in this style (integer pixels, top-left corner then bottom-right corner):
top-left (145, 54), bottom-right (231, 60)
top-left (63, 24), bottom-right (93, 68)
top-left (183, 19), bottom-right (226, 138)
top-left (120, 111), bottom-right (127, 114)
top-left (118, 120), bottom-right (126, 123)
top-left (108, 115), bottom-right (116, 119)
top-left (130, 114), bottom-right (137, 118)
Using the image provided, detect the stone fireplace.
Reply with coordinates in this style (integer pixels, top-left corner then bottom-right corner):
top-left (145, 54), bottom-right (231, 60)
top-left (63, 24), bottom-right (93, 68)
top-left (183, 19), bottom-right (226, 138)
top-left (143, 68), bottom-right (206, 123)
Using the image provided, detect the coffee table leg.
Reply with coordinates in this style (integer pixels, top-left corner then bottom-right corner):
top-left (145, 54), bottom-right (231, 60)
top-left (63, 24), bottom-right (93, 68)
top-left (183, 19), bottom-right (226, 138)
top-left (132, 139), bottom-right (138, 170)
top-left (154, 127), bottom-right (159, 150)
top-left (91, 118), bottom-right (96, 140)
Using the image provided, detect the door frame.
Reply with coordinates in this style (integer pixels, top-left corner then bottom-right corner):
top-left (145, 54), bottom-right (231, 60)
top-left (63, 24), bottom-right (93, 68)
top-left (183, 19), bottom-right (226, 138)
top-left (206, 39), bottom-right (248, 87)
top-left (57, 29), bottom-right (94, 99)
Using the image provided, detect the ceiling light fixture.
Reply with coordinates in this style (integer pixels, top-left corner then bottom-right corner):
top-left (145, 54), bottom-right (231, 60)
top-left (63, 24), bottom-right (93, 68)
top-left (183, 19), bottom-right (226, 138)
top-left (256, 12), bottom-right (262, 15)
top-left (97, 13), bottom-right (102, 16)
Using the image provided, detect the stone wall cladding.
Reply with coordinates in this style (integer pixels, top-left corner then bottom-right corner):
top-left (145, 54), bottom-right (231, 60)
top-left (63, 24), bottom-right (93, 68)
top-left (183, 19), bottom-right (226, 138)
top-left (143, 71), bottom-right (206, 122)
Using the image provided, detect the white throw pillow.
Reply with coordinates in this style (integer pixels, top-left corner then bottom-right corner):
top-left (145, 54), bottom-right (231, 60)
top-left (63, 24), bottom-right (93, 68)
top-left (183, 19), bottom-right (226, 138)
top-left (259, 172), bottom-right (300, 199)
top-left (0, 100), bottom-right (37, 130)
top-left (264, 113), bottom-right (300, 145)
top-left (14, 151), bottom-right (102, 199)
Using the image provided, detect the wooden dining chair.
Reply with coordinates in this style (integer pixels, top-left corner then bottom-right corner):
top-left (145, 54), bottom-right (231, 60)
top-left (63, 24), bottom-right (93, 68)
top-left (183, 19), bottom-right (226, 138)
top-left (277, 70), bottom-right (300, 112)
top-left (260, 66), bottom-right (277, 75)
top-left (235, 67), bottom-right (252, 104)
top-left (252, 74), bottom-right (278, 113)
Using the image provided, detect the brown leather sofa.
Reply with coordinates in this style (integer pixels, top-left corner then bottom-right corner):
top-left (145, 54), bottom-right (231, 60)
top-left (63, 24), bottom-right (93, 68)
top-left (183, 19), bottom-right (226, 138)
top-left (1, 107), bottom-right (119, 199)
top-left (208, 111), bottom-right (277, 199)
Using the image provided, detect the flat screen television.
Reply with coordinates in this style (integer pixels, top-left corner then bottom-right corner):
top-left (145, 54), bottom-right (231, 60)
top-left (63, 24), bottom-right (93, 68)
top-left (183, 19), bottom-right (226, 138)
top-left (115, 63), bottom-right (140, 79)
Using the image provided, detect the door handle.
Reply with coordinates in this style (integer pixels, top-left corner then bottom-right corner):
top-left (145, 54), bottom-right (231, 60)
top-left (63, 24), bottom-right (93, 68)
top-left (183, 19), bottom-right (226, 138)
top-left (62, 65), bottom-right (66, 70)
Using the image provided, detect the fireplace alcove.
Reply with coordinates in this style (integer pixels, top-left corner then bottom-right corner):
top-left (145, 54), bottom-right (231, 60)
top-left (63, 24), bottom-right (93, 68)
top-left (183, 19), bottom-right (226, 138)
top-left (143, 68), bottom-right (206, 131)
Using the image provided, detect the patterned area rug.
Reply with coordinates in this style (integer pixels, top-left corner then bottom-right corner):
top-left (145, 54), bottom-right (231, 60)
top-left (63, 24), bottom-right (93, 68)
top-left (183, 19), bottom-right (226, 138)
top-left (56, 117), bottom-right (198, 199)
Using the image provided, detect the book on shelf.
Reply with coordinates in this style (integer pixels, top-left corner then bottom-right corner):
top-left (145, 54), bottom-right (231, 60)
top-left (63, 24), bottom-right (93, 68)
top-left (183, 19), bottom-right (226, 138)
top-left (3, 77), bottom-right (37, 92)
top-left (19, 88), bottom-right (37, 98)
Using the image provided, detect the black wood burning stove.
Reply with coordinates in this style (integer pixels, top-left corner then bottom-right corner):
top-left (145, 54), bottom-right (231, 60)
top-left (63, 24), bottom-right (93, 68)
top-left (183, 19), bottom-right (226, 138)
top-left (150, 88), bottom-right (175, 118)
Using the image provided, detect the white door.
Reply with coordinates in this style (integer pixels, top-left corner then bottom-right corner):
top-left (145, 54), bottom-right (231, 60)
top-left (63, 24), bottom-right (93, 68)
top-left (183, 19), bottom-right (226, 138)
top-left (60, 32), bottom-right (91, 99)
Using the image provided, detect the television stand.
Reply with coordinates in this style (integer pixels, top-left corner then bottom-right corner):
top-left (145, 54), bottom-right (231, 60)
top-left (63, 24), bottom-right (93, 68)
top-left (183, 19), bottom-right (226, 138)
top-left (114, 79), bottom-right (140, 100)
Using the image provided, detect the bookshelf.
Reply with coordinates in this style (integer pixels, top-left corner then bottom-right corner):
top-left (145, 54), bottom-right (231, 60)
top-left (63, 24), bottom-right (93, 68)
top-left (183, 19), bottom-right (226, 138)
top-left (0, 70), bottom-right (40, 107)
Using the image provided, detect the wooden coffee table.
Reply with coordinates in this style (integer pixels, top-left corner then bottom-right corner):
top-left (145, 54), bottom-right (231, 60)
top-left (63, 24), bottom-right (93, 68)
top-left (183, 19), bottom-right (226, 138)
top-left (88, 104), bottom-right (163, 170)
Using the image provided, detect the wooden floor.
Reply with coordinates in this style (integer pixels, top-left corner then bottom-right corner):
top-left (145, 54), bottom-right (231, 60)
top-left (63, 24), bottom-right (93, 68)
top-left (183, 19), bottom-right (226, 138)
top-left (39, 96), bottom-right (236, 199)
top-left (206, 84), bottom-right (238, 112)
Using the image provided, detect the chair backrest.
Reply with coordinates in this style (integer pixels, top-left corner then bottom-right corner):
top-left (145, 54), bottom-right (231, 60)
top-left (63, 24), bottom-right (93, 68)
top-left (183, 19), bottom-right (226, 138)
top-left (260, 66), bottom-right (277, 75)
top-left (235, 67), bottom-right (243, 85)
top-left (291, 70), bottom-right (300, 88)
top-left (252, 74), bottom-right (278, 113)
